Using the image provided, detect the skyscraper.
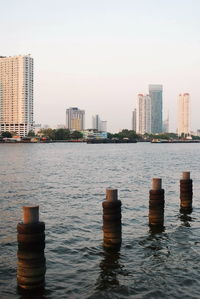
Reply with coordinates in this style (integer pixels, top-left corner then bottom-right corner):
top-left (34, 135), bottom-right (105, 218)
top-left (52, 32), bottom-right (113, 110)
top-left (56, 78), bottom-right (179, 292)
top-left (92, 114), bottom-right (101, 131)
top-left (136, 94), bottom-right (151, 134)
top-left (100, 121), bottom-right (107, 132)
top-left (177, 93), bottom-right (190, 136)
top-left (0, 55), bottom-right (34, 136)
top-left (163, 112), bottom-right (169, 133)
top-left (66, 107), bottom-right (85, 131)
top-left (92, 114), bottom-right (107, 132)
top-left (149, 84), bottom-right (163, 133)
top-left (132, 108), bottom-right (137, 132)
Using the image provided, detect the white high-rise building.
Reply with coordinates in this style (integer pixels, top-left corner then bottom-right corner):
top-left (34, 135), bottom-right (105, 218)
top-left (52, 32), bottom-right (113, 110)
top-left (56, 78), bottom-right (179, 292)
top-left (92, 114), bottom-right (101, 131)
top-left (0, 55), bottom-right (34, 136)
top-left (100, 120), bottom-right (107, 132)
top-left (92, 114), bottom-right (107, 132)
top-left (137, 94), bottom-right (151, 134)
top-left (177, 93), bottom-right (190, 136)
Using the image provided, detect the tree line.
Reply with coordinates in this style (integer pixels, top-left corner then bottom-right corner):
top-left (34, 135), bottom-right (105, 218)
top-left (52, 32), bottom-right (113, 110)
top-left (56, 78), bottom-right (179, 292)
top-left (1, 128), bottom-right (200, 141)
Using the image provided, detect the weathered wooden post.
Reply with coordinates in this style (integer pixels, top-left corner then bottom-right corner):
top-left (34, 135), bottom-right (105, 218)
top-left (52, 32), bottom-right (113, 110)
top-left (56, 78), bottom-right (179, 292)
top-left (17, 206), bottom-right (46, 290)
top-left (180, 172), bottom-right (193, 213)
top-left (149, 178), bottom-right (165, 227)
top-left (102, 188), bottom-right (122, 248)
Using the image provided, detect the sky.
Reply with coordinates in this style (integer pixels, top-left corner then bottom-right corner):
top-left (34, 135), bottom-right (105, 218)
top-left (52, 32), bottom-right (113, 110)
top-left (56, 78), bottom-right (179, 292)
top-left (1, 0), bottom-right (200, 132)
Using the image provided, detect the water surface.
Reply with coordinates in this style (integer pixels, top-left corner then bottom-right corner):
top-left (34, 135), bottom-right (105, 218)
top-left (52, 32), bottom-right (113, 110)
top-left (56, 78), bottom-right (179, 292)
top-left (0, 143), bottom-right (200, 298)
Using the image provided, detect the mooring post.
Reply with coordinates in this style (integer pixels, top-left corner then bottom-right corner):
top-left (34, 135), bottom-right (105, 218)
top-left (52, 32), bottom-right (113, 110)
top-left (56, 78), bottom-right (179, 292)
top-left (149, 178), bottom-right (165, 227)
top-left (180, 172), bottom-right (193, 212)
top-left (17, 206), bottom-right (46, 290)
top-left (102, 188), bottom-right (122, 248)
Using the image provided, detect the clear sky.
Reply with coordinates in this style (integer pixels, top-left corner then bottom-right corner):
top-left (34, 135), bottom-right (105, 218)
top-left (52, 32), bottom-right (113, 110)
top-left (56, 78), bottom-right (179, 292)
top-left (2, 0), bottom-right (200, 132)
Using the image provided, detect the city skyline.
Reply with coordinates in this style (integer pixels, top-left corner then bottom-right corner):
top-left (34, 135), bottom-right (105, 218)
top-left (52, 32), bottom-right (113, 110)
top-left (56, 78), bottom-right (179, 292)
top-left (2, 1), bottom-right (200, 132)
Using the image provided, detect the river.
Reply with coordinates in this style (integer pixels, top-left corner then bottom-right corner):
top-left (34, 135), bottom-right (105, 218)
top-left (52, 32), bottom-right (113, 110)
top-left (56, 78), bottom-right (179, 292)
top-left (0, 143), bottom-right (200, 298)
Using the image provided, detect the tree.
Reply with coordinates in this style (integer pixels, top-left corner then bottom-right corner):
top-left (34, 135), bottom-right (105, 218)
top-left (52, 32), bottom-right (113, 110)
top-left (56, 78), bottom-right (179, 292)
top-left (70, 130), bottom-right (83, 139)
top-left (28, 130), bottom-right (35, 137)
top-left (117, 129), bottom-right (138, 141)
top-left (107, 132), bottom-right (114, 139)
top-left (1, 132), bottom-right (12, 138)
top-left (55, 128), bottom-right (70, 140)
top-left (38, 128), bottom-right (56, 140)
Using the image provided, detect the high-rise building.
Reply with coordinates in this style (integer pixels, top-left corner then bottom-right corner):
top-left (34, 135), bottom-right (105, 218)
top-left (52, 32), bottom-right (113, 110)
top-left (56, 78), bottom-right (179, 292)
top-left (137, 94), bottom-right (151, 134)
top-left (0, 55), bottom-right (34, 136)
top-left (149, 84), bottom-right (163, 133)
top-left (92, 114), bottom-right (107, 132)
top-left (177, 93), bottom-right (190, 136)
top-left (92, 114), bottom-right (101, 131)
top-left (100, 120), bottom-right (107, 132)
top-left (132, 108), bottom-right (137, 132)
top-left (163, 112), bottom-right (169, 133)
top-left (66, 107), bottom-right (85, 131)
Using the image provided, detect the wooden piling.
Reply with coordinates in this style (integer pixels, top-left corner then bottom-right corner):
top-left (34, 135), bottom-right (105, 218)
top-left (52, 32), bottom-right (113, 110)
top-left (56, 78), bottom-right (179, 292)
top-left (102, 188), bottom-right (122, 248)
top-left (17, 206), bottom-right (46, 290)
top-left (149, 178), bottom-right (165, 227)
top-left (180, 172), bottom-right (193, 213)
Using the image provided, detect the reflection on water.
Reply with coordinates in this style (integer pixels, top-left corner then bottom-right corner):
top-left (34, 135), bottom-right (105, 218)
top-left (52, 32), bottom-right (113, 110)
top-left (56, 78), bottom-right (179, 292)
top-left (180, 207), bottom-right (193, 216)
top-left (179, 213), bottom-right (193, 227)
top-left (149, 225), bottom-right (165, 235)
top-left (95, 248), bottom-right (122, 291)
top-left (17, 286), bottom-right (47, 299)
top-left (179, 201), bottom-right (193, 227)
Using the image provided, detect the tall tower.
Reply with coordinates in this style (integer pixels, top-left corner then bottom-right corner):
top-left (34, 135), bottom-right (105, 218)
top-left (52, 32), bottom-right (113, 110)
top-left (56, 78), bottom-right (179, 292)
top-left (177, 93), bottom-right (190, 136)
top-left (0, 55), bottom-right (34, 136)
top-left (137, 94), bottom-right (151, 134)
top-left (66, 107), bottom-right (85, 131)
top-left (163, 111), bottom-right (169, 133)
top-left (100, 121), bottom-right (107, 132)
top-left (132, 108), bottom-right (137, 132)
top-left (92, 114), bottom-right (101, 131)
top-left (149, 84), bottom-right (163, 133)
top-left (92, 114), bottom-right (107, 132)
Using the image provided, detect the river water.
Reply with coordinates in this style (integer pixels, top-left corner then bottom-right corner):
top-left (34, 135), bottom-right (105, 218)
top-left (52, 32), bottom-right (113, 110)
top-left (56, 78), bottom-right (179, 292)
top-left (0, 143), bottom-right (200, 298)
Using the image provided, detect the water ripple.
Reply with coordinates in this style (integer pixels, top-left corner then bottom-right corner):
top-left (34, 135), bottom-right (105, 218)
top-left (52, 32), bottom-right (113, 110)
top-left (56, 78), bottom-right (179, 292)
top-left (1, 143), bottom-right (200, 298)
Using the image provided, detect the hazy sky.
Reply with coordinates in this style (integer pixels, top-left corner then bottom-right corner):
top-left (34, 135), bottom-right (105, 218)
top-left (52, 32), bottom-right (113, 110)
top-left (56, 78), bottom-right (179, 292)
top-left (2, 0), bottom-right (200, 132)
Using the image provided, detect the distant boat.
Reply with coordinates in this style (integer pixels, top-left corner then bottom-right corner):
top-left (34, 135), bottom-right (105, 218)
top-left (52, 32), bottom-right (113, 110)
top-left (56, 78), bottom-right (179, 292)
top-left (151, 139), bottom-right (200, 144)
top-left (151, 139), bottom-right (168, 143)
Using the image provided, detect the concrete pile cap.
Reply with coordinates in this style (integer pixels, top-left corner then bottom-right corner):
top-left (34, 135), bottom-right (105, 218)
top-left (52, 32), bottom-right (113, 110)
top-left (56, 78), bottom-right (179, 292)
top-left (152, 178), bottom-right (162, 190)
top-left (106, 188), bottom-right (118, 202)
top-left (23, 206), bottom-right (39, 224)
top-left (182, 172), bottom-right (190, 180)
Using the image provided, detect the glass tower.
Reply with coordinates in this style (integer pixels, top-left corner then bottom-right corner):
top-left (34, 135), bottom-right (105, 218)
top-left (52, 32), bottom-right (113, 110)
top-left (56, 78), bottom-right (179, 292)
top-left (149, 84), bottom-right (163, 134)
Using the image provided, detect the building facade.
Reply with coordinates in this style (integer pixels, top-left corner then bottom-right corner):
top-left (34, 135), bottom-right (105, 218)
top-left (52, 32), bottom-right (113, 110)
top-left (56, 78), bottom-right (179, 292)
top-left (100, 120), bottom-right (107, 132)
top-left (163, 112), bottom-right (169, 133)
top-left (83, 129), bottom-right (107, 139)
top-left (137, 94), bottom-right (151, 134)
top-left (92, 114), bottom-right (107, 132)
top-left (0, 55), bottom-right (34, 136)
top-left (92, 114), bottom-right (101, 131)
top-left (66, 107), bottom-right (85, 131)
top-left (177, 93), bottom-right (190, 136)
top-left (132, 108), bottom-right (137, 132)
top-left (149, 84), bottom-right (163, 134)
